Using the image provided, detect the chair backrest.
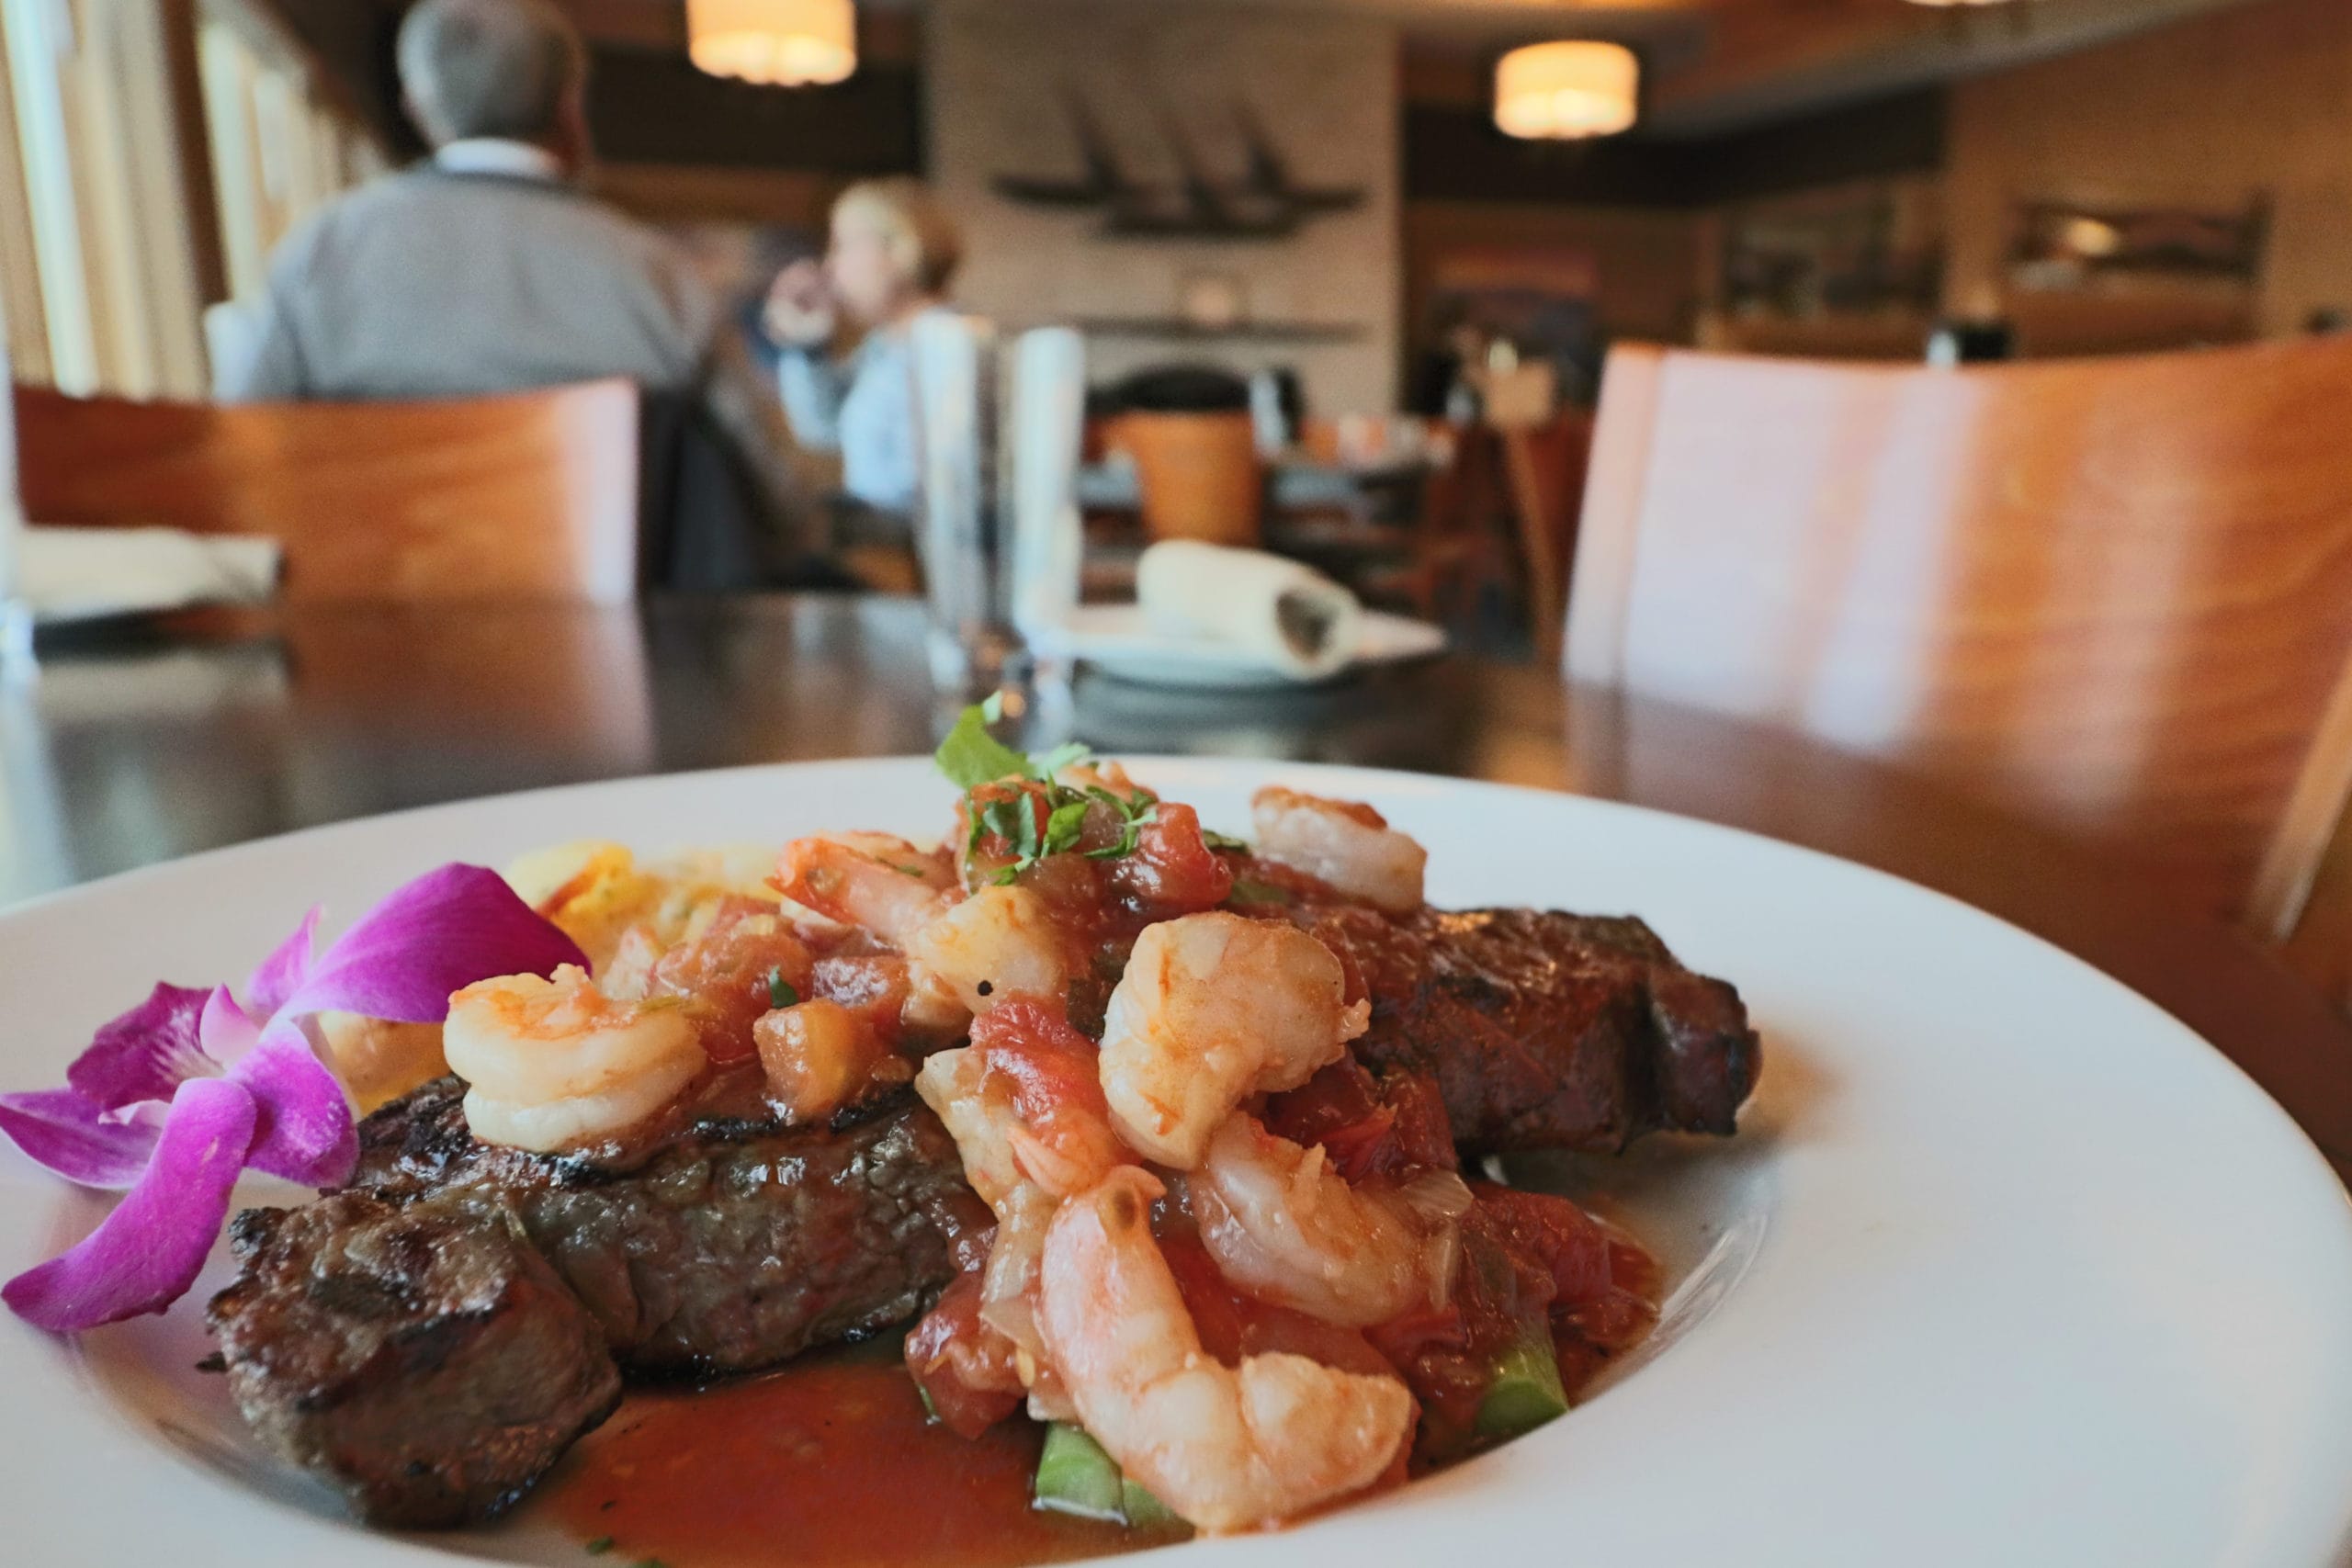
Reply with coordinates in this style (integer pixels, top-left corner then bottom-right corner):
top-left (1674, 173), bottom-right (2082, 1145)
top-left (14, 379), bottom-right (641, 604)
top-left (1108, 411), bottom-right (1263, 547)
top-left (1566, 338), bottom-right (2352, 933)
top-left (1499, 412), bottom-right (1594, 665)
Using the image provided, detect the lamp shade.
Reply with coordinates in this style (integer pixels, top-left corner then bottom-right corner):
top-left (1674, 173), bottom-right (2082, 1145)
top-left (686, 0), bottom-right (856, 86)
top-left (1494, 41), bottom-right (1638, 140)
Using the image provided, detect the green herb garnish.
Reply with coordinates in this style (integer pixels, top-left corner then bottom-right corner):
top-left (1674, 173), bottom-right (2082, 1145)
top-left (1228, 878), bottom-right (1295, 906)
top-left (1201, 828), bottom-right (1250, 853)
top-left (583, 1540), bottom-right (614, 1558)
top-left (933, 693), bottom-right (1032, 790)
top-left (1080, 787), bottom-right (1158, 862)
top-left (933, 703), bottom-right (1159, 883)
top-left (767, 968), bottom-right (798, 1010)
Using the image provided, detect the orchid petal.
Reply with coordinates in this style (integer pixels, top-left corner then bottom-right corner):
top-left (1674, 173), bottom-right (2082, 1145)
top-left (243, 907), bottom-right (320, 1021)
top-left (64, 983), bottom-right (218, 1111)
top-left (277, 863), bottom-right (587, 1025)
top-left (0, 1089), bottom-right (161, 1190)
top-left (198, 985), bottom-right (261, 1063)
top-left (2, 1077), bottom-right (257, 1331)
top-left (231, 1023), bottom-right (356, 1189)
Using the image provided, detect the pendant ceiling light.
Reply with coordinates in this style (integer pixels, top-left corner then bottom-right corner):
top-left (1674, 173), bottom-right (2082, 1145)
top-left (1494, 41), bottom-right (1639, 141)
top-left (686, 0), bottom-right (856, 86)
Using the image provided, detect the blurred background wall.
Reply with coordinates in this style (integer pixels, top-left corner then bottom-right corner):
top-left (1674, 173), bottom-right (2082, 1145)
top-left (927, 0), bottom-right (1401, 414)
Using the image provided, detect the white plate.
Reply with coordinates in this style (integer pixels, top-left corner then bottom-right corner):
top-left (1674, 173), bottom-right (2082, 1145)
top-left (6, 758), bottom-right (2352, 1568)
top-left (1037, 605), bottom-right (1447, 690)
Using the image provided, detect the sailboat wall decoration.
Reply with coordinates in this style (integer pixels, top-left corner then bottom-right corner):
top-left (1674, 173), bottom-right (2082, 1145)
top-left (992, 88), bottom-right (1367, 240)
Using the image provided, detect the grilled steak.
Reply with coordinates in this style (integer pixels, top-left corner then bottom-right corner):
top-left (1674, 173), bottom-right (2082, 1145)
top-left (1296, 905), bottom-right (1760, 1154)
top-left (207, 1191), bottom-right (619, 1528)
top-left (208, 1085), bottom-right (987, 1525)
top-left (347, 1079), bottom-right (990, 1376)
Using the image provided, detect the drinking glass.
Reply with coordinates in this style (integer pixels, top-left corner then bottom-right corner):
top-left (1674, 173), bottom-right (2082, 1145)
top-left (0, 341), bottom-right (32, 680)
top-left (909, 311), bottom-right (1018, 698)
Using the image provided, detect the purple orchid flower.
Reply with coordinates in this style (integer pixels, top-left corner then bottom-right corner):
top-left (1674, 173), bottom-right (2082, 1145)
top-left (0, 864), bottom-right (586, 1332)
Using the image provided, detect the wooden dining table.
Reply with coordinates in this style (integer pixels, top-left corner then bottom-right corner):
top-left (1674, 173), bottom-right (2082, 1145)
top-left (8, 592), bottom-right (2350, 1183)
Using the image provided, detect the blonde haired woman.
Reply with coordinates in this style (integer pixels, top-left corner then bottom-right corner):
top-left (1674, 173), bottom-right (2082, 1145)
top-left (766, 177), bottom-right (964, 515)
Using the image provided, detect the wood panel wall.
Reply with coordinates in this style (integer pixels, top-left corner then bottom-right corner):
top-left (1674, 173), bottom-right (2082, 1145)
top-left (1944, 0), bottom-right (2352, 336)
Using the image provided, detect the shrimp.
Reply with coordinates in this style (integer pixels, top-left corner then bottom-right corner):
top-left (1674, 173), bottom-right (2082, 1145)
top-left (914, 1043), bottom-right (1062, 1381)
top-left (1193, 1114), bottom-right (1474, 1327)
top-left (443, 965), bottom-right (705, 1152)
top-left (1098, 913), bottom-right (1369, 1168)
top-left (917, 1045), bottom-right (1025, 1207)
top-left (774, 833), bottom-right (956, 945)
top-left (1037, 1168), bottom-right (1414, 1533)
top-left (918, 1002), bottom-right (1132, 1393)
top-left (917, 1001), bottom-right (1129, 1207)
top-left (902, 885), bottom-right (1072, 1018)
top-left (1250, 787), bottom-right (1427, 913)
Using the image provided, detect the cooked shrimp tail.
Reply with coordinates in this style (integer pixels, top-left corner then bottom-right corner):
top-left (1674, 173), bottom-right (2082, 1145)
top-left (1037, 1168), bottom-right (1414, 1533)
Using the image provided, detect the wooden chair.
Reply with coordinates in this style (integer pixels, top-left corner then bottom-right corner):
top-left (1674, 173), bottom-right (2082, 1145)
top-left (1105, 412), bottom-right (1263, 547)
top-left (1565, 338), bottom-right (2352, 937)
top-left (1499, 412), bottom-right (1594, 665)
top-left (14, 379), bottom-right (641, 604)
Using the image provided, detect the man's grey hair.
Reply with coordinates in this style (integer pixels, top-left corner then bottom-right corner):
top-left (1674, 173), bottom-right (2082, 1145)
top-left (398, 0), bottom-right (586, 147)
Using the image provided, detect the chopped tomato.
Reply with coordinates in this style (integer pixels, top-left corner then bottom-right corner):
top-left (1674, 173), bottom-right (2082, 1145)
top-left (1371, 1187), bottom-right (1658, 1463)
top-left (1109, 803), bottom-right (1233, 917)
top-left (1010, 850), bottom-right (1104, 921)
top-left (1384, 1073), bottom-right (1457, 1172)
top-left (808, 953), bottom-right (913, 1046)
top-left (647, 898), bottom-right (814, 1064)
top-left (1466, 1183), bottom-right (1625, 1311)
top-left (904, 1273), bottom-right (1025, 1440)
top-left (1264, 1060), bottom-right (1458, 1180)
top-left (753, 998), bottom-right (889, 1121)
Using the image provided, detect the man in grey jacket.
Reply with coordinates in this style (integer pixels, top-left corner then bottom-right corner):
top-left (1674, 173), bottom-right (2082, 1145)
top-left (219, 0), bottom-right (814, 560)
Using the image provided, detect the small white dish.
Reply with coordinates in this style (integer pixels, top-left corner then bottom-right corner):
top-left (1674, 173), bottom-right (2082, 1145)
top-left (1039, 604), bottom-right (1448, 689)
top-left (3, 758), bottom-right (2351, 1566)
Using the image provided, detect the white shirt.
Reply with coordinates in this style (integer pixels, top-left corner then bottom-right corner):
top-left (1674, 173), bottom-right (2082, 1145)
top-left (776, 306), bottom-right (959, 515)
top-left (432, 138), bottom-right (565, 183)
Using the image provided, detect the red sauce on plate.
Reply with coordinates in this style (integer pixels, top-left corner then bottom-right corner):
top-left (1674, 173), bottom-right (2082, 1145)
top-left (545, 1343), bottom-right (1171, 1568)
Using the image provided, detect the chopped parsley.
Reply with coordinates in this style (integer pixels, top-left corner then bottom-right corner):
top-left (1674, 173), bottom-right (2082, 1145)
top-left (1228, 878), bottom-right (1295, 906)
top-left (935, 701), bottom-right (1161, 883)
top-left (582, 1540), bottom-right (614, 1558)
top-left (766, 968), bottom-right (798, 1010)
top-left (1201, 828), bottom-right (1250, 853)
